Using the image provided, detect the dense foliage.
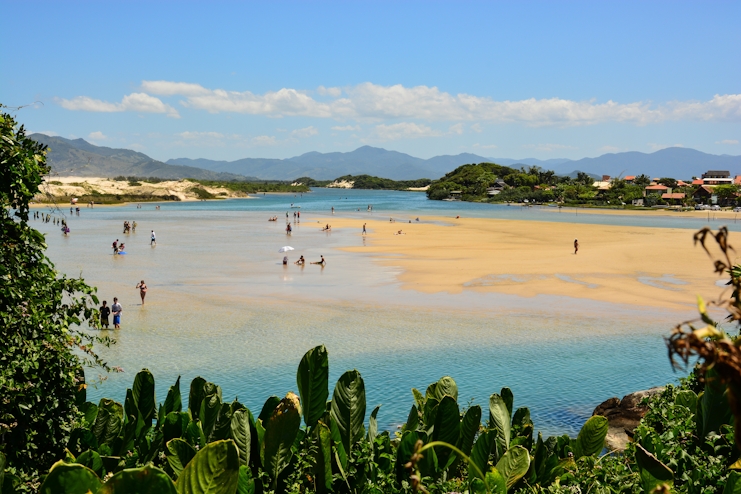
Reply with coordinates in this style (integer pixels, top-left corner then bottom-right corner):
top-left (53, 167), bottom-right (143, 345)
top-left (188, 179), bottom-right (310, 194)
top-left (292, 175), bottom-right (432, 190)
top-left (0, 108), bottom-right (111, 491)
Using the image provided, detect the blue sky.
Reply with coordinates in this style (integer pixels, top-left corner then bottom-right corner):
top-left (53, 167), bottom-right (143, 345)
top-left (2, 1), bottom-right (739, 161)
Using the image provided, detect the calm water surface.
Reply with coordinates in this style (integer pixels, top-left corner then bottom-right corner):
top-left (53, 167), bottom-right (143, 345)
top-left (35, 188), bottom-right (708, 437)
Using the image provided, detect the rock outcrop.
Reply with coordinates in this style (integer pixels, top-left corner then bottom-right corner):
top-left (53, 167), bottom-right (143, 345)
top-left (592, 386), bottom-right (665, 451)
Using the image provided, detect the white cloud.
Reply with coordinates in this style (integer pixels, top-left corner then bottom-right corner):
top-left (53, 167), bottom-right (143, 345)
top-left (470, 123), bottom-right (483, 133)
top-left (317, 86), bottom-right (342, 97)
top-left (372, 122), bottom-right (442, 141)
top-left (473, 143), bottom-right (498, 149)
top-left (58, 92), bottom-right (180, 118)
top-left (88, 131), bottom-right (107, 141)
top-left (717, 139), bottom-right (739, 145)
top-left (331, 125), bottom-right (361, 131)
top-left (449, 123), bottom-right (465, 135)
top-left (60, 80), bottom-right (741, 127)
top-left (600, 145), bottom-right (620, 153)
top-left (252, 135), bottom-right (278, 146)
top-left (291, 126), bottom-right (319, 138)
top-left (178, 131), bottom-right (225, 140)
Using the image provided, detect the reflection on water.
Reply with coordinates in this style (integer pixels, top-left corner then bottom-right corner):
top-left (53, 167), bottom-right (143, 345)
top-left (33, 189), bottom-right (695, 437)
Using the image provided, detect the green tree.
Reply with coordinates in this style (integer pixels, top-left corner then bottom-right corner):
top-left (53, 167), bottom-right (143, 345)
top-left (0, 107), bottom-right (111, 486)
top-left (657, 177), bottom-right (678, 189)
top-left (633, 174), bottom-right (651, 187)
top-left (714, 184), bottom-right (740, 205)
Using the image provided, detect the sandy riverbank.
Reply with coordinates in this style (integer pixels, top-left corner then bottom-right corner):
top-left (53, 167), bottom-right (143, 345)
top-left (535, 204), bottom-right (741, 220)
top-left (34, 176), bottom-right (252, 203)
top-left (324, 215), bottom-right (728, 310)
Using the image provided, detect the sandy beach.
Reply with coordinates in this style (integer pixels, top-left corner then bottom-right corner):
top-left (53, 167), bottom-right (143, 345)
top-left (326, 215), bottom-right (728, 310)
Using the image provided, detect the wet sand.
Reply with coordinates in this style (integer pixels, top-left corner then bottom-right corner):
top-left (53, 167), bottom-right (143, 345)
top-left (328, 215), bottom-right (728, 310)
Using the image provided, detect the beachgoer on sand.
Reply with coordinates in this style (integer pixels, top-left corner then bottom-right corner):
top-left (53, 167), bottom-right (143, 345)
top-left (151, 230), bottom-right (156, 245)
top-left (136, 280), bottom-right (147, 304)
top-left (574, 238), bottom-right (579, 255)
top-left (311, 255), bottom-right (326, 265)
top-left (283, 256), bottom-right (289, 265)
top-left (362, 223), bottom-right (366, 235)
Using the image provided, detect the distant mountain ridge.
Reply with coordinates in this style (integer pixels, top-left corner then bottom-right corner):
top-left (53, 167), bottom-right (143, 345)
top-left (30, 134), bottom-right (258, 181)
top-left (30, 134), bottom-right (741, 182)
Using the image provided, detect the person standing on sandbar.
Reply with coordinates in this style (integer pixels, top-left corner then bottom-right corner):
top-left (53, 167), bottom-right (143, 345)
top-left (111, 298), bottom-right (122, 329)
top-left (574, 238), bottom-right (579, 255)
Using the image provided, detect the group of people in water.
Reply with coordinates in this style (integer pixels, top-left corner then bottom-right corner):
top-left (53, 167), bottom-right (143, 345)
top-left (283, 255), bottom-right (326, 266)
top-left (123, 220), bottom-right (137, 233)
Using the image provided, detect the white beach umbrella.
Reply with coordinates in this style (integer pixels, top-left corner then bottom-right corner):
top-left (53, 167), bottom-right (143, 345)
top-left (278, 246), bottom-right (294, 253)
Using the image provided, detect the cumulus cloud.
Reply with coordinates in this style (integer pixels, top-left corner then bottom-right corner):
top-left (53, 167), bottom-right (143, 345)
top-left (58, 92), bottom-right (180, 118)
top-left (331, 125), bottom-right (361, 131)
top-left (291, 126), bottom-right (319, 138)
top-left (88, 131), bottom-right (107, 141)
top-left (59, 80), bottom-right (741, 127)
top-left (317, 86), bottom-right (342, 97)
top-left (252, 135), bottom-right (278, 146)
top-left (717, 139), bottom-right (739, 145)
top-left (600, 145), bottom-right (620, 153)
top-left (178, 131), bottom-right (225, 140)
top-left (470, 123), bottom-right (483, 133)
top-left (372, 122), bottom-right (442, 141)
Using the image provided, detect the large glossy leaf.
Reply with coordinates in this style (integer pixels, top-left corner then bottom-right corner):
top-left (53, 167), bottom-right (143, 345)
top-left (635, 443), bottom-right (674, 493)
top-left (261, 393), bottom-right (301, 488)
top-left (485, 467), bottom-right (507, 494)
top-left (395, 430), bottom-right (436, 481)
top-left (176, 440), bottom-right (240, 494)
top-left (166, 438), bottom-right (197, 478)
top-left (188, 377), bottom-right (207, 420)
top-left (230, 409), bottom-right (252, 466)
top-left (76, 450), bottom-right (105, 478)
top-left (258, 396), bottom-right (281, 423)
top-left (469, 430), bottom-right (495, 482)
top-left (673, 389), bottom-right (698, 412)
top-left (211, 403), bottom-right (234, 441)
top-left (185, 420), bottom-right (207, 449)
top-left (93, 399), bottom-right (124, 447)
top-left (163, 376), bottom-right (182, 416)
top-left (296, 344), bottom-right (329, 427)
top-left (432, 376), bottom-right (458, 402)
top-left (458, 405), bottom-right (482, 456)
top-left (200, 393), bottom-right (223, 440)
top-left (489, 394), bottom-right (511, 455)
top-left (500, 388), bottom-right (514, 419)
top-left (315, 421), bottom-right (333, 493)
top-left (724, 471), bottom-right (741, 494)
top-left (700, 369), bottom-right (733, 436)
top-left (132, 369), bottom-right (156, 428)
top-left (237, 465), bottom-right (256, 494)
top-left (412, 388), bottom-right (426, 411)
top-left (574, 415), bottom-right (608, 458)
top-left (39, 461), bottom-right (102, 494)
top-left (405, 404), bottom-right (419, 432)
top-left (163, 411), bottom-right (191, 443)
top-left (99, 465), bottom-right (177, 494)
top-left (433, 395), bottom-right (460, 469)
top-left (368, 405), bottom-right (381, 443)
top-left (80, 402), bottom-right (99, 428)
top-left (330, 414), bottom-right (348, 470)
top-left (330, 370), bottom-right (366, 456)
top-left (495, 445), bottom-right (531, 489)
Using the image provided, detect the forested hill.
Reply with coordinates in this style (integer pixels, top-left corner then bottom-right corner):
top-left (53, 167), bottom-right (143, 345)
top-left (30, 134), bottom-right (257, 181)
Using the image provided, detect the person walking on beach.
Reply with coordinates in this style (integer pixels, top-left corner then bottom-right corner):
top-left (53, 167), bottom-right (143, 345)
top-left (150, 230), bottom-right (156, 245)
top-left (99, 301), bottom-right (110, 329)
top-left (286, 223), bottom-right (292, 235)
top-left (135, 280), bottom-right (148, 304)
top-left (132, 220), bottom-right (137, 233)
top-left (112, 239), bottom-right (119, 255)
top-left (574, 238), bottom-right (579, 255)
top-left (362, 223), bottom-right (367, 235)
top-left (111, 297), bottom-right (122, 329)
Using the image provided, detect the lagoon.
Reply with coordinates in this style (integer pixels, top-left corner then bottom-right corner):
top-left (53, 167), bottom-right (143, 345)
top-left (35, 188), bottom-right (710, 437)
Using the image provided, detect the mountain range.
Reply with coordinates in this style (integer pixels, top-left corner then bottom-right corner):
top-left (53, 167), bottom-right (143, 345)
top-left (30, 134), bottom-right (741, 182)
top-left (29, 134), bottom-right (256, 181)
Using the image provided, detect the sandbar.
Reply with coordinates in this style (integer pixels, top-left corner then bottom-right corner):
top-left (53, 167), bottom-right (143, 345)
top-left (327, 215), bottom-right (729, 310)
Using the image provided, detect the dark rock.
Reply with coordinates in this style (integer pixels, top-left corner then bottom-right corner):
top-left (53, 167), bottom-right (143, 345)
top-left (592, 386), bottom-right (665, 451)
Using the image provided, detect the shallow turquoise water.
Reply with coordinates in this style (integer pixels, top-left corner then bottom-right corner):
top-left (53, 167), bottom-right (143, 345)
top-left (33, 188), bottom-right (706, 437)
